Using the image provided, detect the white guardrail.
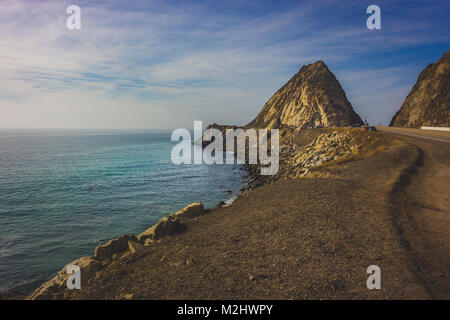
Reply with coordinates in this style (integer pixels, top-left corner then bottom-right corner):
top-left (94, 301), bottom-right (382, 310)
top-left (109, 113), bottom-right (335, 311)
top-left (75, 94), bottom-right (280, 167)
top-left (421, 126), bottom-right (450, 132)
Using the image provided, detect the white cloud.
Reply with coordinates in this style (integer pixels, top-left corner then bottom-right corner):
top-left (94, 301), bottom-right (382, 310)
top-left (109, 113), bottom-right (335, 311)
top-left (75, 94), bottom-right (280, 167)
top-left (0, 0), bottom-right (448, 128)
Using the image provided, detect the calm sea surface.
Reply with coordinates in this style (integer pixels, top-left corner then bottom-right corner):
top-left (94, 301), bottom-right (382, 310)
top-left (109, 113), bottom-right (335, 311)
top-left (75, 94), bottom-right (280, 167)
top-left (0, 129), bottom-right (245, 294)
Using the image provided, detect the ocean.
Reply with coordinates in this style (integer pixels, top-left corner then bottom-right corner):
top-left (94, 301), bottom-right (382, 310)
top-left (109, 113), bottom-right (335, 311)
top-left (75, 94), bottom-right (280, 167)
top-left (0, 129), bottom-right (246, 295)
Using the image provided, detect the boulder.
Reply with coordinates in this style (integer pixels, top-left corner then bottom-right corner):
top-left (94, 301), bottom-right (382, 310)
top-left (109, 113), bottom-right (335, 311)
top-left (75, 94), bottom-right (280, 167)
top-left (174, 201), bottom-right (204, 219)
top-left (137, 202), bottom-right (204, 243)
top-left (28, 256), bottom-right (102, 300)
top-left (94, 234), bottom-right (138, 261)
top-left (137, 215), bottom-right (183, 242)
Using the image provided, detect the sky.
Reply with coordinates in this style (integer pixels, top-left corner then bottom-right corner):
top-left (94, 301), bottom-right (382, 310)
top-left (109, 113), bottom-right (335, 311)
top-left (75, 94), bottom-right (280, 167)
top-left (0, 0), bottom-right (449, 129)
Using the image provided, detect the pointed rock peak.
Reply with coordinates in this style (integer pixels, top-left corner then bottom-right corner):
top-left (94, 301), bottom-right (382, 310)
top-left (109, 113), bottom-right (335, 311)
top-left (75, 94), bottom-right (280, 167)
top-left (247, 61), bottom-right (362, 129)
top-left (298, 60), bottom-right (329, 74)
top-left (309, 60), bottom-right (327, 68)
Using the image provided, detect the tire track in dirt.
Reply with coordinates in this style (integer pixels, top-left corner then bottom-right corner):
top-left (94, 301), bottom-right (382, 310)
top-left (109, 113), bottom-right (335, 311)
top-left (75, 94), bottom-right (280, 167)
top-left (386, 135), bottom-right (450, 299)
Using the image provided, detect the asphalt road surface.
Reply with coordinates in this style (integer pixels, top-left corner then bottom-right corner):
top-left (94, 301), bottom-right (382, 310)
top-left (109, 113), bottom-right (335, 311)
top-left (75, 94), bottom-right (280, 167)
top-left (377, 126), bottom-right (450, 144)
top-left (377, 126), bottom-right (450, 298)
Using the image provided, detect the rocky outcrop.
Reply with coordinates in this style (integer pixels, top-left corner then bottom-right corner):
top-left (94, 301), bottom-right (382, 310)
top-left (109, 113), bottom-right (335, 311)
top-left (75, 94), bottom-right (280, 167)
top-left (174, 201), bottom-right (205, 219)
top-left (28, 202), bottom-right (205, 300)
top-left (94, 235), bottom-right (138, 261)
top-left (28, 256), bottom-right (102, 300)
top-left (390, 50), bottom-right (450, 128)
top-left (137, 215), bottom-right (184, 242)
top-left (242, 127), bottom-right (391, 189)
top-left (247, 61), bottom-right (363, 129)
top-left (282, 131), bottom-right (360, 177)
top-left (137, 201), bottom-right (204, 242)
top-left (29, 233), bottom-right (141, 299)
top-left (199, 123), bottom-right (241, 148)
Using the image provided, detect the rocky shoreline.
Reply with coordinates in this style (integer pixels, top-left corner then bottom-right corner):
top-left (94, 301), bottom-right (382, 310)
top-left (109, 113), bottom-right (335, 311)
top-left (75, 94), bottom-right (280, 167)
top-left (28, 202), bottom-right (209, 300)
top-left (242, 127), bottom-right (391, 190)
top-left (27, 128), bottom-right (446, 300)
top-left (25, 127), bottom-right (391, 300)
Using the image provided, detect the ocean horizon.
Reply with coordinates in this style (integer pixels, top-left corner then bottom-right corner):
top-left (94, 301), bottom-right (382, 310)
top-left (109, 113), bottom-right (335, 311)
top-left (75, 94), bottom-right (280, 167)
top-left (0, 129), bottom-right (246, 295)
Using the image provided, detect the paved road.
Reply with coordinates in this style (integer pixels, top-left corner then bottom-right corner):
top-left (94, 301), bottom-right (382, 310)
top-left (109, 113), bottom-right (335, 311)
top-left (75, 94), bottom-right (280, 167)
top-left (377, 126), bottom-right (450, 298)
top-left (377, 126), bottom-right (450, 144)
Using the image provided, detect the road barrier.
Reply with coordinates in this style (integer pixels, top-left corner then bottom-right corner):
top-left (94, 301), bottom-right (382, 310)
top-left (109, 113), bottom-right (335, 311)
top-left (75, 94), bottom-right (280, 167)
top-left (420, 126), bottom-right (450, 132)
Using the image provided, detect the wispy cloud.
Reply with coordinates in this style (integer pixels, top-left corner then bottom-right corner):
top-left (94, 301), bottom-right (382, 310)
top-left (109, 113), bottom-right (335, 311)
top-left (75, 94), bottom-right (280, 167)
top-left (0, 0), bottom-right (449, 128)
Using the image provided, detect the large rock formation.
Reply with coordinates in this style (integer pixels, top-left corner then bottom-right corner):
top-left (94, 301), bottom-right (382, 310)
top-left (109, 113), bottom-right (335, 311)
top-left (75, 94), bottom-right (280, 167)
top-left (247, 61), bottom-right (363, 129)
top-left (390, 50), bottom-right (450, 128)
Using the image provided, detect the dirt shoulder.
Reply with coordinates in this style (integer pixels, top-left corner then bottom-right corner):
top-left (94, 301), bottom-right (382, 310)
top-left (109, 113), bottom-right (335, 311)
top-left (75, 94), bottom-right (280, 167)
top-left (30, 129), bottom-right (450, 299)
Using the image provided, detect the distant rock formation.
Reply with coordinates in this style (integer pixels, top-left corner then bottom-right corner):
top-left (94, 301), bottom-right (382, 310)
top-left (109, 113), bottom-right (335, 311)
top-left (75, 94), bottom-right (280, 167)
top-left (390, 50), bottom-right (450, 128)
top-left (247, 61), bottom-right (363, 129)
top-left (199, 123), bottom-right (241, 148)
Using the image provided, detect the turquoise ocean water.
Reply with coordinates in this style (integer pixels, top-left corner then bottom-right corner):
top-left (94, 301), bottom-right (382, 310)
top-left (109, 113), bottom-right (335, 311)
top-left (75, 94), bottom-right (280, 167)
top-left (0, 129), bottom-right (245, 295)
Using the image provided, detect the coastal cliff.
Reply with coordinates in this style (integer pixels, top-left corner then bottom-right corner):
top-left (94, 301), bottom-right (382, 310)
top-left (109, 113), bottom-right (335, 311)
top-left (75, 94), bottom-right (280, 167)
top-left (390, 50), bottom-right (450, 128)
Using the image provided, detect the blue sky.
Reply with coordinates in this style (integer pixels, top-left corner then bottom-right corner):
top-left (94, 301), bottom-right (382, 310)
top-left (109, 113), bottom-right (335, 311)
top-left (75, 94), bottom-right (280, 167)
top-left (0, 0), bottom-right (449, 128)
